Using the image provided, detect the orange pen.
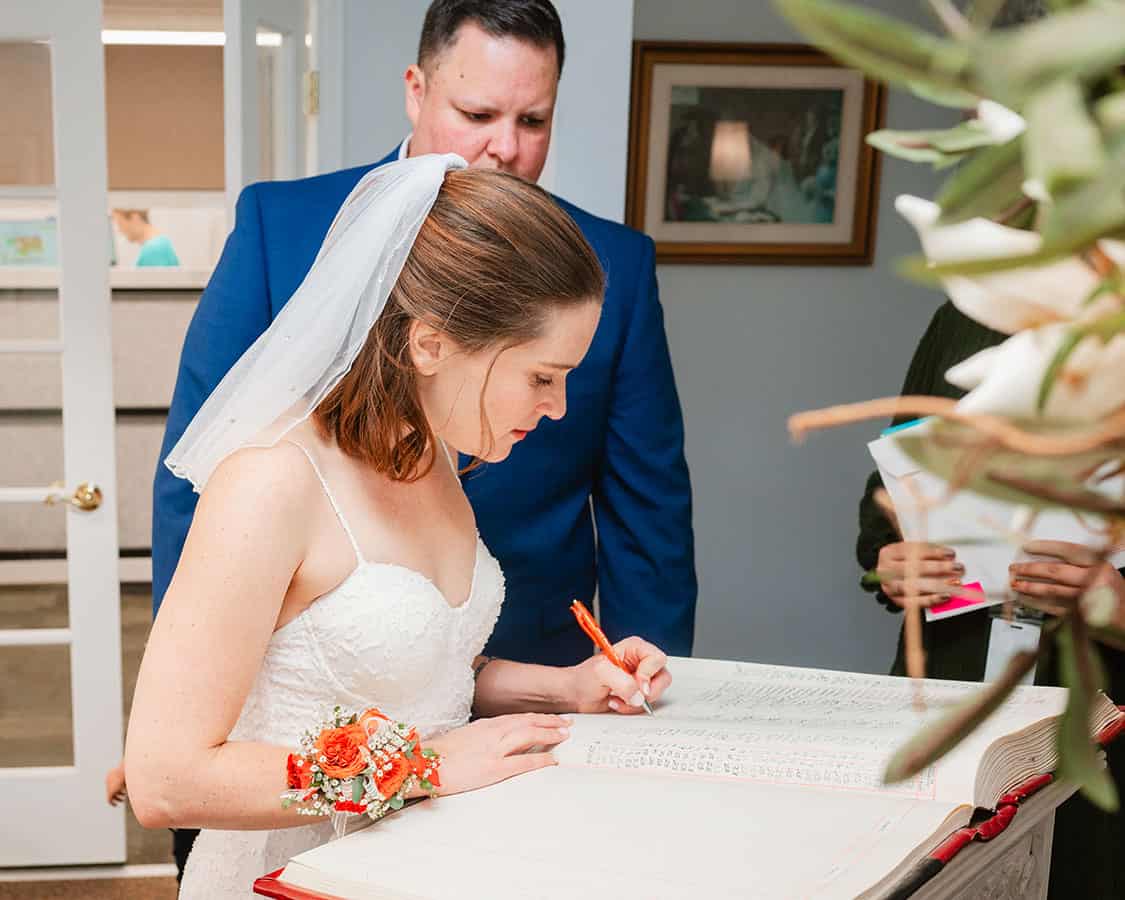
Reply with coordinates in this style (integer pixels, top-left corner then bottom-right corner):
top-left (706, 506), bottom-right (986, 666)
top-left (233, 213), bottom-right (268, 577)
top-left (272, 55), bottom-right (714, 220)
top-left (570, 599), bottom-right (655, 715)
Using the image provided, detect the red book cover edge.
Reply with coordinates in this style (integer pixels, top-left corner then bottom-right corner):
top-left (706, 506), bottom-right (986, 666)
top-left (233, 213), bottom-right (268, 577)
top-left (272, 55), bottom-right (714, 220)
top-left (254, 868), bottom-right (347, 900)
top-left (898, 704), bottom-right (1125, 897)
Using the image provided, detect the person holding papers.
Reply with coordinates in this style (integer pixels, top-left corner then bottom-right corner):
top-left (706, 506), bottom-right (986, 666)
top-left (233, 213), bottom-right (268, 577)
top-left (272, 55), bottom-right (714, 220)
top-left (855, 300), bottom-right (1125, 899)
top-left (125, 159), bottom-right (671, 900)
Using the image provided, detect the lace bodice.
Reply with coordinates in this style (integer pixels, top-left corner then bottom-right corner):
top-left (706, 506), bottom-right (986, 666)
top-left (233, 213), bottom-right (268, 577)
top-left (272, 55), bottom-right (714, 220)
top-left (229, 536), bottom-right (502, 750)
top-left (178, 443), bottom-right (504, 899)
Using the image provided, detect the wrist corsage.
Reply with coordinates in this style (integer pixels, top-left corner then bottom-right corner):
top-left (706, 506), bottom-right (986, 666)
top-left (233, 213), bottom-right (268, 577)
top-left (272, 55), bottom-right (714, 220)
top-left (282, 706), bottom-right (441, 823)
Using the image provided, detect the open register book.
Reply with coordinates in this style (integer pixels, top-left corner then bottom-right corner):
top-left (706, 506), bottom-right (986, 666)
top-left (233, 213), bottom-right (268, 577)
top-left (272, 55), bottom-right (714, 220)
top-left (257, 657), bottom-right (1123, 900)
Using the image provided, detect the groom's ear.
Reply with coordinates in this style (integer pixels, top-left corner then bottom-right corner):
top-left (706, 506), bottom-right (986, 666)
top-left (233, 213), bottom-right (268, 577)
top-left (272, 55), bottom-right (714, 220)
top-left (407, 319), bottom-right (447, 376)
top-left (404, 64), bottom-right (426, 129)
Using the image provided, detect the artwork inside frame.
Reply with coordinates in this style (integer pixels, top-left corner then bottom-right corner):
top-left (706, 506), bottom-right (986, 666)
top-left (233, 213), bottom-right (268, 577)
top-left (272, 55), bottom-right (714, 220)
top-left (626, 42), bottom-right (887, 265)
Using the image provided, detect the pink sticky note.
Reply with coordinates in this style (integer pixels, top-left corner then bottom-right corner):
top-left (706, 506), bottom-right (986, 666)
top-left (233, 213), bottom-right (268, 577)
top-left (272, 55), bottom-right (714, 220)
top-left (925, 581), bottom-right (991, 622)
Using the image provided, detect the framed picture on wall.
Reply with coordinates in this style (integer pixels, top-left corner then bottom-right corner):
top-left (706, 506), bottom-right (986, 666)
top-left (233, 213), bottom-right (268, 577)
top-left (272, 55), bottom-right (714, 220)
top-left (627, 42), bottom-right (886, 265)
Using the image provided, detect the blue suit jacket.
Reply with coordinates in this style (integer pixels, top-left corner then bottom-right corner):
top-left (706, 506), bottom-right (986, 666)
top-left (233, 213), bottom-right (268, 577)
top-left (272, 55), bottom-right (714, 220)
top-left (153, 149), bottom-right (696, 666)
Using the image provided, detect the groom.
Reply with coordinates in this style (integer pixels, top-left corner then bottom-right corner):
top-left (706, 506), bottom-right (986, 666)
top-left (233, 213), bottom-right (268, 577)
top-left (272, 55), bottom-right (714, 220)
top-left (154, 0), bottom-right (695, 667)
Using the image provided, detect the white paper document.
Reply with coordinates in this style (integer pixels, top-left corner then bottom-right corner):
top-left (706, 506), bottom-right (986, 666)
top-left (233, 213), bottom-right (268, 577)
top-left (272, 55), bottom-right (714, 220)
top-left (868, 420), bottom-right (1125, 603)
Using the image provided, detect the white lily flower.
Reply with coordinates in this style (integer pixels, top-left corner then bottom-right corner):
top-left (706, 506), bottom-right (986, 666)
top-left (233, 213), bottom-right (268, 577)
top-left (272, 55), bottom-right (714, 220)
top-left (948, 323), bottom-right (1125, 422)
top-left (976, 100), bottom-right (1026, 144)
top-left (896, 195), bottom-right (1105, 334)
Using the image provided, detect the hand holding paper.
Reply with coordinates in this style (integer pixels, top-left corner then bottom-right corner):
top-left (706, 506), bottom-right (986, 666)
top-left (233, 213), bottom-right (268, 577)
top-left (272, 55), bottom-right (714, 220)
top-left (868, 420), bottom-right (1125, 621)
top-left (1010, 540), bottom-right (1125, 618)
top-left (873, 541), bottom-right (964, 607)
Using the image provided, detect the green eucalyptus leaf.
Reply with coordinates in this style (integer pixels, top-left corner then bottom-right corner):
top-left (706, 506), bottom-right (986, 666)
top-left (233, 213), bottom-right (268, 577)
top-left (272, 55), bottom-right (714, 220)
top-left (894, 421), bottom-right (1120, 512)
top-left (935, 137), bottom-right (1025, 224)
top-left (1082, 272), bottom-right (1125, 308)
top-left (1080, 308), bottom-right (1125, 339)
top-left (772, 0), bottom-right (973, 95)
top-left (972, 4), bottom-right (1125, 106)
top-left (1024, 78), bottom-right (1107, 193)
top-left (1037, 329), bottom-right (1085, 413)
top-left (884, 647), bottom-right (1040, 784)
top-left (903, 159), bottom-right (1125, 276)
top-left (981, 473), bottom-right (1125, 517)
top-left (905, 79), bottom-right (981, 109)
top-left (896, 244), bottom-right (1043, 280)
top-left (1055, 624), bottom-right (1119, 811)
top-left (869, 119), bottom-right (1001, 163)
top-left (1005, 199), bottom-right (1039, 230)
top-left (867, 134), bottom-right (956, 167)
top-left (352, 779), bottom-right (364, 804)
top-left (866, 130), bottom-right (968, 168)
top-left (1039, 150), bottom-right (1125, 248)
top-left (930, 121), bottom-right (1005, 153)
top-left (1095, 91), bottom-right (1125, 136)
top-left (967, 0), bottom-right (1010, 29)
top-left (388, 794), bottom-right (405, 811)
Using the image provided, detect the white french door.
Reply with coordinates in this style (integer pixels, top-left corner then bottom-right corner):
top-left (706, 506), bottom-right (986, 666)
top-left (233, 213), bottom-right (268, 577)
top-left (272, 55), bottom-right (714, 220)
top-left (0, 0), bottom-right (125, 866)
top-left (224, 0), bottom-right (310, 219)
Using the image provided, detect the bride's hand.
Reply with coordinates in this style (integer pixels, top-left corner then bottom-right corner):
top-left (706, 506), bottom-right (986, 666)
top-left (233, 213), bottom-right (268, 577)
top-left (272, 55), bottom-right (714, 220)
top-left (569, 637), bottom-right (672, 714)
top-left (424, 713), bottom-right (571, 796)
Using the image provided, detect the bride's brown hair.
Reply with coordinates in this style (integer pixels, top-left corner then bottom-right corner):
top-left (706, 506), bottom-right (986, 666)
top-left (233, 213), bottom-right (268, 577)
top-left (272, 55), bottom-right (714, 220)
top-left (313, 167), bottom-right (604, 480)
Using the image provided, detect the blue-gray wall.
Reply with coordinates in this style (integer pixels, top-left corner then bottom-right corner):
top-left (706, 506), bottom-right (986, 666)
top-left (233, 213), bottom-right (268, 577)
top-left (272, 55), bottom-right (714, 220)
top-left (636, 0), bottom-right (953, 671)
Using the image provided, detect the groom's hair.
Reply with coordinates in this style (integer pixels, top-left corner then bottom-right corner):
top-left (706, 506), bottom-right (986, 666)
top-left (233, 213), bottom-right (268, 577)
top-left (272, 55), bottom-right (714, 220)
top-left (418, 0), bottom-right (565, 75)
top-left (314, 168), bottom-right (603, 481)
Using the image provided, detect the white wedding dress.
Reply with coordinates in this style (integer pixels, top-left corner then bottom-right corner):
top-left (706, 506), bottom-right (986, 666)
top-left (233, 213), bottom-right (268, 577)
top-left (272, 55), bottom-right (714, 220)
top-left (178, 442), bottom-right (504, 899)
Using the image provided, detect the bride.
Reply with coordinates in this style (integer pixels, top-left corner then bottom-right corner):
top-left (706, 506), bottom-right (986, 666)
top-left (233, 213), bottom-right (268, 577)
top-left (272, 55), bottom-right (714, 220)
top-left (124, 154), bottom-right (672, 898)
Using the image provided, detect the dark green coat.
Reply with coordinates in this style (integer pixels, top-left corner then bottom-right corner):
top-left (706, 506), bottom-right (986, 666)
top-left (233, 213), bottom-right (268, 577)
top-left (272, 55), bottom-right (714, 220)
top-left (856, 301), bottom-right (1125, 898)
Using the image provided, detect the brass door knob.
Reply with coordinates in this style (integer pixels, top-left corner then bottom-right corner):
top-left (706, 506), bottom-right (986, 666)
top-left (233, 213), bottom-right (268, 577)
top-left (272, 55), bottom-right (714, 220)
top-left (46, 481), bottom-right (103, 511)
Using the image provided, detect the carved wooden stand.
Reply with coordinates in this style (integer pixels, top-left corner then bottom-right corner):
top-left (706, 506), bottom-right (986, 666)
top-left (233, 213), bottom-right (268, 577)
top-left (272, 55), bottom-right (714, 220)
top-left (910, 779), bottom-right (1073, 900)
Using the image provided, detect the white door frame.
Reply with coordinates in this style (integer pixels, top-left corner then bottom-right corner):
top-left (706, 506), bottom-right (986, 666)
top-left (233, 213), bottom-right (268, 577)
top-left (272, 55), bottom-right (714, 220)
top-left (0, 0), bottom-right (125, 866)
top-left (224, 0), bottom-right (308, 221)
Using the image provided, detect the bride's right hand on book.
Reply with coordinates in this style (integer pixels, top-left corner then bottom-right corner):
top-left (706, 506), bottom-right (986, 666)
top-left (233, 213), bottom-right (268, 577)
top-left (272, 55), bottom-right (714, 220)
top-left (876, 542), bottom-right (964, 607)
top-left (424, 713), bottom-right (572, 795)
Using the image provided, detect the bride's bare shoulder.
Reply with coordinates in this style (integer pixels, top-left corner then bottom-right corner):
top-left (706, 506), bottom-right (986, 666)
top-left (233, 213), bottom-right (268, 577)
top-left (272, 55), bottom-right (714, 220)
top-left (197, 442), bottom-right (323, 518)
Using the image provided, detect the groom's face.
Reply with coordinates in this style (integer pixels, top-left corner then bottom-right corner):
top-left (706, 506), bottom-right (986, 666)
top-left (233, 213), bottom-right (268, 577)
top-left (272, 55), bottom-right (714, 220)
top-left (404, 22), bottom-right (558, 183)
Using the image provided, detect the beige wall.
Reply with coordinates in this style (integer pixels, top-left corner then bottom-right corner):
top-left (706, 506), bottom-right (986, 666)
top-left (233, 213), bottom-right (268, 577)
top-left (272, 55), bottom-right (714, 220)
top-left (0, 43), bottom-right (55, 186)
top-left (0, 43), bottom-right (223, 189)
top-left (105, 45), bottom-right (224, 189)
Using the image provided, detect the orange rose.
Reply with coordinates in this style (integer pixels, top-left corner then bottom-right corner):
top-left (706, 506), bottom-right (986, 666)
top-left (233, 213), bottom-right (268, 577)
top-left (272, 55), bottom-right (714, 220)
top-left (358, 708), bottom-right (389, 736)
top-left (408, 745), bottom-right (440, 789)
top-left (314, 724), bottom-right (368, 779)
top-left (375, 754), bottom-right (411, 798)
top-left (286, 753), bottom-right (313, 790)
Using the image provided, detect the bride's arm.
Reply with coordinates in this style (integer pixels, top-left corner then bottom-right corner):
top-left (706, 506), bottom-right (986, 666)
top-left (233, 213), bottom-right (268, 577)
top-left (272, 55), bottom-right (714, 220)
top-left (125, 445), bottom-right (319, 831)
top-left (469, 659), bottom-right (577, 717)
top-left (470, 639), bottom-right (672, 718)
